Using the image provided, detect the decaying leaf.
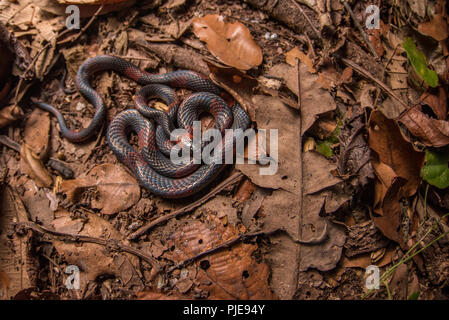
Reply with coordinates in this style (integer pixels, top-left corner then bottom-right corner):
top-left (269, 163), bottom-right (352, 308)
top-left (267, 63), bottom-right (336, 133)
top-left (192, 14), bottom-right (263, 70)
top-left (236, 95), bottom-right (301, 193)
top-left (165, 211), bottom-right (276, 299)
top-left (0, 186), bottom-right (34, 300)
top-left (20, 144), bottom-right (53, 188)
top-left (338, 105), bottom-right (374, 187)
top-left (60, 164), bottom-right (140, 215)
top-left (369, 110), bottom-right (424, 197)
top-left (51, 210), bottom-right (143, 292)
top-left (285, 47), bottom-right (316, 73)
top-left (397, 106), bottom-right (449, 148)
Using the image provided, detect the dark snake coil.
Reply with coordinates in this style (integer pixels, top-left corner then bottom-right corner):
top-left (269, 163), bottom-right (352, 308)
top-left (33, 55), bottom-right (251, 198)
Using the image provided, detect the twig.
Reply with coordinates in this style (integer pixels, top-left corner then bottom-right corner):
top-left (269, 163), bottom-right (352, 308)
top-left (341, 0), bottom-right (379, 59)
top-left (68, 5), bottom-right (104, 44)
top-left (128, 172), bottom-right (244, 240)
top-left (340, 57), bottom-right (409, 110)
top-left (14, 5), bottom-right (103, 103)
top-left (17, 221), bottom-right (161, 274)
top-left (290, 0), bottom-right (321, 39)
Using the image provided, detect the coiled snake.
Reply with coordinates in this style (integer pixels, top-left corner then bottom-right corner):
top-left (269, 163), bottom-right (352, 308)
top-left (32, 55), bottom-right (251, 198)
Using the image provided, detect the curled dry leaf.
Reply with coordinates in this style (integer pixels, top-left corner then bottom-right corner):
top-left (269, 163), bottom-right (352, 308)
top-left (23, 109), bottom-right (50, 158)
top-left (0, 105), bottom-right (23, 129)
top-left (60, 164), bottom-right (140, 215)
top-left (369, 110), bottom-right (424, 197)
top-left (166, 212), bottom-right (276, 299)
top-left (397, 90), bottom-right (449, 148)
top-left (192, 14), bottom-right (263, 70)
top-left (372, 160), bottom-right (407, 248)
top-left (20, 144), bottom-right (53, 188)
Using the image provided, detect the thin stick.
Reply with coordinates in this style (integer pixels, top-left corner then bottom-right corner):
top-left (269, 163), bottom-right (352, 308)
top-left (17, 221), bottom-right (161, 274)
top-left (340, 57), bottom-right (409, 110)
top-left (127, 172), bottom-right (244, 240)
top-left (290, 0), bottom-right (321, 39)
top-left (341, 0), bottom-right (379, 59)
top-left (69, 5), bottom-right (104, 44)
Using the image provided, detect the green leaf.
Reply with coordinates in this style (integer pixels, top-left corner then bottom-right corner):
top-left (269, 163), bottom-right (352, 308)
top-left (420, 149), bottom-right (449, 189)
top-left (316, 141), bottom-right (334, 158)
top-left (403, 37), bottom-right (439, 88)
top-left (315, 119), bottom-right (342, 158)
top-left (408, 291), bottom-right (420, 300)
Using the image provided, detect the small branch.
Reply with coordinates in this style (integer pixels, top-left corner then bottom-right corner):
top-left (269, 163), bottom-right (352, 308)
top-left (127, 172), bottom-right (244, 240)
top-left (17, 221), bottom-right (161, 274)
top-left (290, 0), bottom-right (321, 39)
top-left (340, 57), bottom-right (409, 110)
top-left (341, 0), bottom-right (379, 59)
top-left (69, 5), bottom-right (104, 44)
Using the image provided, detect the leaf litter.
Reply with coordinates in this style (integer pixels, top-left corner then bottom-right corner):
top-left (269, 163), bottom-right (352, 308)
top-left (0, 0), bottom-right (449, 301)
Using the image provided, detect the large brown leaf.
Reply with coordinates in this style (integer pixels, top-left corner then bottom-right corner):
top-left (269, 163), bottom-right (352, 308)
top-left (369, 110), bottom-right (424, 197)
top-left (192, 14), bottom-right (263, 70)
top-left (165, 212), bottom-right (276, 299)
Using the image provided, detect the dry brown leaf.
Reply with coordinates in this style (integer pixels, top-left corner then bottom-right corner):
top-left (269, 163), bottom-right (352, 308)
top-left (236, 95), bottom-right (301, 193)
top-left (397, 106), bottom-right (449, 148)
top-left (418, 13), bottom-right (449, 41)
top-left (372, 159), bottom-right (407, 248)
top-left (0, 105), bottom-right (23, 129)
top-left (192, 14), bottom-right (263, 70)
top-left (60, 164), bottom-right (140, 215)
top-left (0, 186), bottom-right (33, 300)
top-left (23, 109), bottom-right (50, 158)
top-left (285, 47), bottom-right (316, 73)
top-left (51, 210), bottom-right (143, 291)
top-left (368, 110), bottom-right (424, 197)
top-left (20, 144), bottom-right (53, 188)
top-left (166, 212), bottom-right (276, 299)
top-left (233, 178), bottom-right (257, 202)
top-left (267, 63), bottom-right (336, 134)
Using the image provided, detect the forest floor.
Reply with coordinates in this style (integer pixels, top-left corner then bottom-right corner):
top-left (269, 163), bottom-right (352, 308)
top-left (1, 0), bottom-right (449, 300)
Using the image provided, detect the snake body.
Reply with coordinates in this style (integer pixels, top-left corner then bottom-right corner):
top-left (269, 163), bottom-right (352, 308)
top-left (33, 55), bottom-right (251, 198)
